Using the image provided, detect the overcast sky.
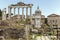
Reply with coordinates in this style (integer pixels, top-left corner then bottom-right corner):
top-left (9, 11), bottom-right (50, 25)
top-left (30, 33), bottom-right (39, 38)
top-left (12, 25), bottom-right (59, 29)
top-left (0, 0), bottom-right (60, 17)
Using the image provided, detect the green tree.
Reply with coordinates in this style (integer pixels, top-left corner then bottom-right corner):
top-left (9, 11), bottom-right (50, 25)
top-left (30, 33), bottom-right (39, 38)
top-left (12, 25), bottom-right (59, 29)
top-left (45, 18), bottom-right (49, 26)
top-left (45, 18), bottom-right (47, 24)
top-left (0, 9), bottom-right (2, 17)
top-left (6, 13), bottom-right (13, 17)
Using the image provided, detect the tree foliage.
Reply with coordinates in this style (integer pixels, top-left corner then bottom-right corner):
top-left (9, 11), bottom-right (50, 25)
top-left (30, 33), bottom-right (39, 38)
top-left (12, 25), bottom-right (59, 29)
top-left (6, 13), bottom-right (13, 17)
top-left (45, 18), bottom-right (47, 24)
top-left (0, 9), bottom-right (2, 17)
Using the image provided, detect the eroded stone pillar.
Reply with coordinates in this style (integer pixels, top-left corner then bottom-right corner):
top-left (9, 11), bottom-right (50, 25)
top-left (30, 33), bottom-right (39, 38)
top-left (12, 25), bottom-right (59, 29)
top-left (18, 8), bottom-right (20, 15)
top-left (17, 8), bottom-right (20, 19)
top-left (8, 7), bottom-right (12, 19)
top-left (14, 7), bottom-right (16, 16)
top-left (22, 7), bottom-right (24, 19)
top-left (30, 7), bottom-right (32, 24)
top-left (26, 7), bottom-right (28, 18)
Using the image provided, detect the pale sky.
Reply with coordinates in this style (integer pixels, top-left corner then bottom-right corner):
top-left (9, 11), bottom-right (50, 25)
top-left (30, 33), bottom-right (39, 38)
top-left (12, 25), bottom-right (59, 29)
top-left (0, 0), bottom-right (60, 17)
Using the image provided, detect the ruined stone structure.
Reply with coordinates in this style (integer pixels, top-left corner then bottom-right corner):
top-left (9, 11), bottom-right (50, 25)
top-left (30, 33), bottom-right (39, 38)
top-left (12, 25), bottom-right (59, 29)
top-left (2, 2), bottom-right (33, 21)
top-left (8, 2), bottom-right (33, 20)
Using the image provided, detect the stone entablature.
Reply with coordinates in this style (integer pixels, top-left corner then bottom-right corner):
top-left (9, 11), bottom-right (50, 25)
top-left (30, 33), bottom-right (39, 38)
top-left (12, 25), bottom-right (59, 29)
top-left (10, 2), bottom-right (33, 7)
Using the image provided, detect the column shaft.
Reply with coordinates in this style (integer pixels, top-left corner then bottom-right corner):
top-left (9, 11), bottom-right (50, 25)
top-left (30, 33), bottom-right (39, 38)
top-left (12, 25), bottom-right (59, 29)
top-left (2, 8), bottom-right (6, 20)
top-left (22, 7), bottom-right (24, 19)
top-left (2, 10), bottom-right (3, 20)
top-left (17, 8), bottom-right (20, 19)
top-left (8, 7), bottom-right (11, 19)
top-left (30, 7), bottom-right (32, 24)
top-left (14, 8), bottom-right (16, 16)
top-left (4, 8), bottom-right (6, 20)
top-left (18, 8), bottom-right (20, 15)
top-left (26, 7), bottom-right (28, 18)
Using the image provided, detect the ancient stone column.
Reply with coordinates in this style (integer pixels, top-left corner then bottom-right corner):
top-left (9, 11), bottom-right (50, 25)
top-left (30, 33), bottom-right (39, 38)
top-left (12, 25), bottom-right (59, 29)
top-left (14, 7), bottom-right (16, 16)
top-left (18, 8), bottom-right (20, 15)
top-left (2, 10), bottom-right (4, 20)
top-left (8, 7), bottom-right (12, 19)
top-left (26, 7), bottom-right (28, 18)
top-left (22, 7), bottom-right (24, 19)
top-left (17, 8), bottom-right (20, 19)
top-left (2, 8), bottom-right (6, 20)
top-left (30, 7), bottom-right (32, 24)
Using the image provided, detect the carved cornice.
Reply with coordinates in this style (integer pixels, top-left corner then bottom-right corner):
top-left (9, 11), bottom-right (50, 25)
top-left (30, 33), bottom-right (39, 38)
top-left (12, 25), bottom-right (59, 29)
top-left (10, 2), bottom-right (33, 7)
top-left (48, 14), bottom-right (60, 17)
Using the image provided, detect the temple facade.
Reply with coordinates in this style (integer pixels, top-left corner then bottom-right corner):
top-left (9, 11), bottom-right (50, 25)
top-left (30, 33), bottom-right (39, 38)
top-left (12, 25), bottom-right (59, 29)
top-left (2, 2), bottom-right (33, 20)
top-left (47, 14), bottom-right (60, 28)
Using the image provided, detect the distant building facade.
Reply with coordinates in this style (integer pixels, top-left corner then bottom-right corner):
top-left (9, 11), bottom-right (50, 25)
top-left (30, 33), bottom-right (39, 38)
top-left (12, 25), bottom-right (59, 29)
top-left (47, 14), bottom-right (60, 28)
top-left (32, 7), bottom-right (45, 28)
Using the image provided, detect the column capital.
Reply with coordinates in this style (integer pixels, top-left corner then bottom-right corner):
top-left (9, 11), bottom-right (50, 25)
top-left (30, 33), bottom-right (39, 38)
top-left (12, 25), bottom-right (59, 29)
top-left (22, 7), bottom-right (24, 9)
top-left (14, 7), bottom-right (16, 9)
top-left (30, 7), bottom-right (32, 9)
top-left (30, 6), bottom-right (32, 8)
top-left (8, 7), bottom-right (12, 9)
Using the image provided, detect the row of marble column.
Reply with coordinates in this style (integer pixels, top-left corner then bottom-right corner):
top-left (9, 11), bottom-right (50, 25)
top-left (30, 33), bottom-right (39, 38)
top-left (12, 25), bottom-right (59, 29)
top-left (8, 7), bottom-right (32, 20)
